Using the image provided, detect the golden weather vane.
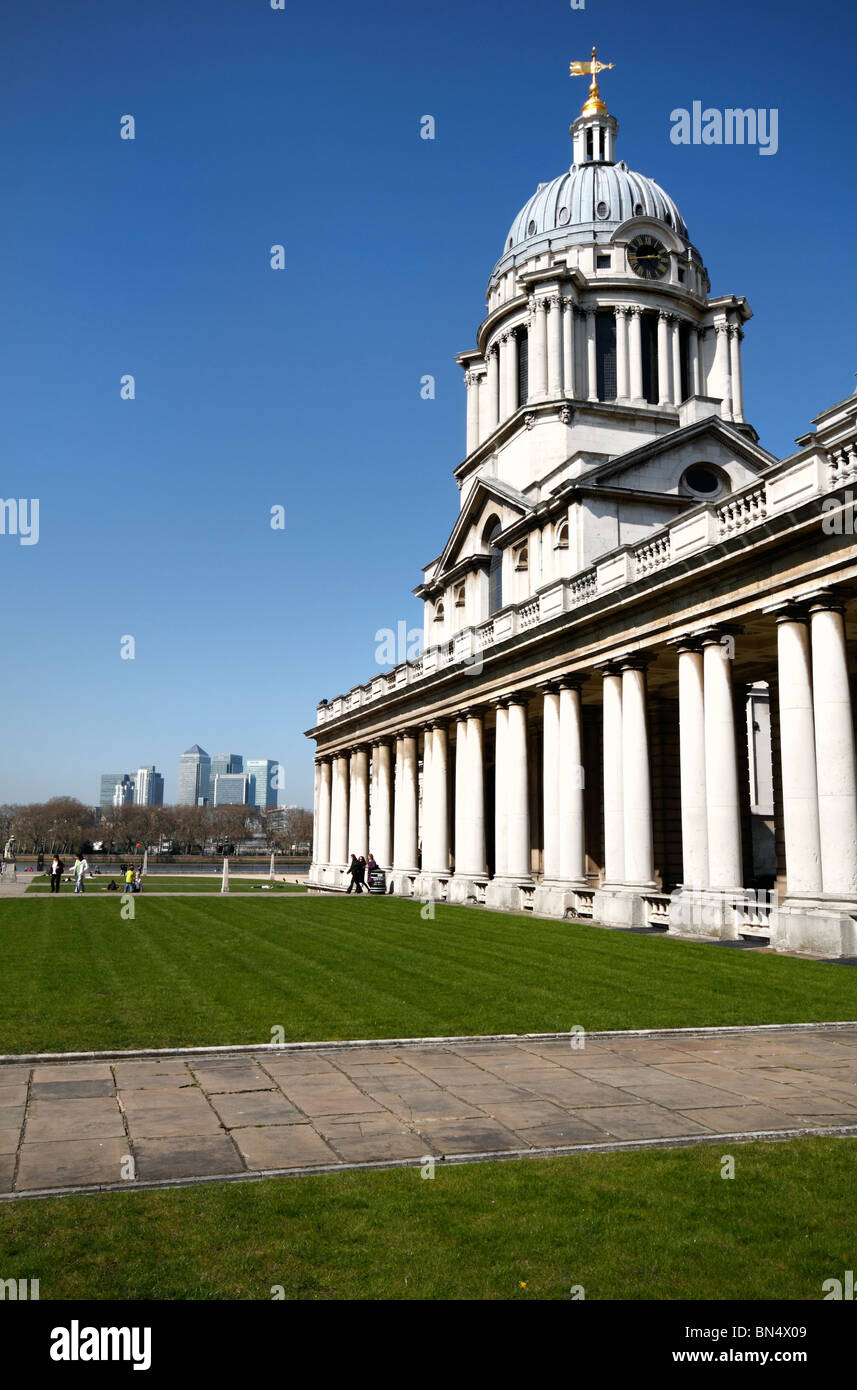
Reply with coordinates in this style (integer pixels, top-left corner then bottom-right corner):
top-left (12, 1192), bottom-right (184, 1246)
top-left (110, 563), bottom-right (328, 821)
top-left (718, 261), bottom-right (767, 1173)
top-left (569, 46), bottom-right (615, 116)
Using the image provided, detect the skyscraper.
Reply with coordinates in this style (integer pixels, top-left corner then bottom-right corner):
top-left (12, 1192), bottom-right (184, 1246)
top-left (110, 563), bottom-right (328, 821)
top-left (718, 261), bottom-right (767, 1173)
top-left (213, 773), bottom-right (250, 807)
top-left (100, 772), bottom-right (128, 809)
top-left (210, 753), bottom-right (243, 784)
top-left (112, 775), bottom-right (135, 806)
top-left (177, 745), bottom-right (211, 806)
top-left (247, 759), bottom-right (278, 809)
top-left (135, 766), bottom-right (165, 806)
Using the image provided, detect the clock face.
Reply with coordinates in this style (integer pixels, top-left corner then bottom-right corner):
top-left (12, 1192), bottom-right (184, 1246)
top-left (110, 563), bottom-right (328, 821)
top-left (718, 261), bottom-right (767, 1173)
top-left (628, 234), bottom-right (670, 280)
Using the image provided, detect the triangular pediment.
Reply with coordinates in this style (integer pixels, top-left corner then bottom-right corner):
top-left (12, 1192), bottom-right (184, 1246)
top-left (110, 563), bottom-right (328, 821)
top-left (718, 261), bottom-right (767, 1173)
top-left (581, 416), bottom-right (777, 495)
top-left (424, 474), bottom-right (535, 585)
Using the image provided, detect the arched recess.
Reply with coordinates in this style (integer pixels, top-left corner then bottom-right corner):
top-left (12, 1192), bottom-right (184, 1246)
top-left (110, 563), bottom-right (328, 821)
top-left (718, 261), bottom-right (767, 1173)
top-left (483, 516), bottom-right (503, 614)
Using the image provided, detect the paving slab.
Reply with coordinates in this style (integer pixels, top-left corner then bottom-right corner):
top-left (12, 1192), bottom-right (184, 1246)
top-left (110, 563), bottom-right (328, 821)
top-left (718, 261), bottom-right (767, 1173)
top-left (112, 1061), bottom-right (193, 1089)
top-left (188, 1062), bottom-right (274, 1093)
top-left (0, 1127), bottom-right (22, 1154)
top-left (515, 1116), bottom-right (612, 1147)
top-left (231, 1124), bottom-right (338, 1170)
top-left (133, 1135), bottom-right (245, 1181)
top-left (30, 1079), bottom-right (115, 1100)
top-left (415, 1118), bottom-right (526, 1154)
top-left (316, 1115), bottom-right (428, 1163)
top-left (576, 1103), bottom-right (715, 1141)
top-left (30, 1064), bottom-right (114, 1083)
top-left (0, 1067), bottom-right (31, 1086)
top-left (25, 1097), bottom-right (125, 1142)
top-left (0, 1085), bottom-right (29, 1107)
top-left (16, 1138), bottom-right (130, 1190)
top-left (210, 1089), bottom-right (306, 1128)
top-left (121, 1089), bottom-right (223, 1139)
top-left (0, 1155), bottom-right (14, 1191)
top-left (680, 1103), bottom-right (796, 1133)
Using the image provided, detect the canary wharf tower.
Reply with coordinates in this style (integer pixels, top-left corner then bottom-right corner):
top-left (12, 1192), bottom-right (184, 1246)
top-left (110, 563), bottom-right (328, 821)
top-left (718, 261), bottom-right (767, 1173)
top-left (307, 53), bottom-right (857, 958)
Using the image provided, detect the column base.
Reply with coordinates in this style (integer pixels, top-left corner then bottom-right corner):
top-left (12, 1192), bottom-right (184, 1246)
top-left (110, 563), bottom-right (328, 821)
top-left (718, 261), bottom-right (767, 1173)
top-left (485, 877), bottom-right (533, 912)
top-left (413, 873), bottom-right (449, 901)
top-left (593, 884), bottom-right (659, 929)
top-left (771, 896), bottom-right (857, 957)
top-left (389, 870), bottom-right (417, 898)
top-left (308, 863), bottom-right (348, 890)
top-left (667, 887), bottom-right (744, 940)
top-left (447, 876), bottom-right (488, 905)
top-left (532, 880), bottom-right (589, 919)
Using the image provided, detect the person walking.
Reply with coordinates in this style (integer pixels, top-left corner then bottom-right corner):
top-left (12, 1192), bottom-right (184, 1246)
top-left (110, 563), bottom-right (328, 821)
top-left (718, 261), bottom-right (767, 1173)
top-left (356, 856), bottom-right (368, 892)
top-left (50, 854), bottom-right (64, 893)
top-left (73, 853), bottom-right (89, 894)
top-left (124, 866), bottom-right (135, 892)
top-left (346, 854), bottom-right (362, 893)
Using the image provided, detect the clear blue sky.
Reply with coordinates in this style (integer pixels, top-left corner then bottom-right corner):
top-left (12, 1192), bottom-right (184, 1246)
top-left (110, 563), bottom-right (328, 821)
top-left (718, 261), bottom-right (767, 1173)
top-left (2, 0), bottom-right (855, 808)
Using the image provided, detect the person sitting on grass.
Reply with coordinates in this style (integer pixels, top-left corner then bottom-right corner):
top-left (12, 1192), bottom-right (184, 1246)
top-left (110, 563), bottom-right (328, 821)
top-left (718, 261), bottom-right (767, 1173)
top-left (105, 879), bottom-right (118, 892)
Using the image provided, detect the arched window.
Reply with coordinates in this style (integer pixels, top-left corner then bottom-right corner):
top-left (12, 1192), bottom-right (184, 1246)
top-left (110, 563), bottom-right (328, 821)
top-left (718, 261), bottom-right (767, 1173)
top-left (454, 584), bottom-right (466, 608)
top-left (434, 600), bottom-right (445, 623)
top-left (514, 544), bottom-right (529, 571)
top-left (484, 518), bottom-right (503, 614)
top-left (555, 520), bottom-right (569, 549)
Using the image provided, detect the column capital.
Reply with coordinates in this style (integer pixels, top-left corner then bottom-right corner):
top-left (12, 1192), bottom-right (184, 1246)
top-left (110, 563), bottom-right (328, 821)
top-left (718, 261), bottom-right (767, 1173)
top-left (537, 679), bottom-right (562, 697)
top-left (804, 586), bottom-right (851, 615)
top-left (763, 599), bottom-right (810, 624)
top-left (614, 303), bottom-right (630, 319)
top-left (457, 704), bottom-right (486, 723)
top-left (371, 736), bottom-right (393, 750)
top-left (667, 633), bottom-right (706, 654)
top-left (696, 624), bottom-right (743, 647)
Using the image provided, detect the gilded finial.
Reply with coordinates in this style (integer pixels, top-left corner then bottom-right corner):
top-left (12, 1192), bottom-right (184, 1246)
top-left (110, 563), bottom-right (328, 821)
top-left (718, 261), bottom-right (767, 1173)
top-left (570, 45), bottom-right (615, 116)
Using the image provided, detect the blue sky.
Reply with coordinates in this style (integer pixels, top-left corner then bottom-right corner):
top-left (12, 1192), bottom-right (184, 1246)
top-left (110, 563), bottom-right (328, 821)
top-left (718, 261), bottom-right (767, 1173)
top-left (1, 0), bottom-right (855, 808)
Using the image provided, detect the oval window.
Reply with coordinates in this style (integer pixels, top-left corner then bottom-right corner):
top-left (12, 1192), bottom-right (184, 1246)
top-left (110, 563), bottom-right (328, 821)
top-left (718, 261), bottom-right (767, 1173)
top-left (558, 206), bottom-right (570, 225)
top-left (527, 219), bottom-right (536, 236)
top-left (684, 465), bottom-right (721, 495)
top-left (596, 201), bottom-right (609, 219)
top-left (633, 202), bottom-right (644, 216)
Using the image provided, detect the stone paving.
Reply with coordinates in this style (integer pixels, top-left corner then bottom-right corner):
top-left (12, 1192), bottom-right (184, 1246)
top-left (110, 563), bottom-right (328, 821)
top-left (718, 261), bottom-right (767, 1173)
top-left (2, 1027), bottom-right (857, 1197)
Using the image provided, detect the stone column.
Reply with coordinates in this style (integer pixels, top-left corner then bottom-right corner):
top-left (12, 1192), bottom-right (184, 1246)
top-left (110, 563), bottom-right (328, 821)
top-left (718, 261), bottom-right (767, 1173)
top-left (530, 297), bottom-right (548, 400)
top-left (329, 753), bottom-right (350, 866)
top-left (585, 310), bottom-right (597, 402)
top-left (773, 610), bottom-right (823, 894)
top-left (670, 315), bottom-right (682, 404)
top-left (465, 370), bottom-right (479, 455)
top-left (541, 685), bottom-right (561, 881)
top-left (629, 307), bottom-right (644, 405)
top-left (713, 321), bottom-right (732, 418)
top-left (422, 722), bottom-right (449, 877)
top-left (810, 597), bottom-right (857, 895)
top-left (561, 297), bottom-right (575, 396)
top-left (547, 295), bottom-right (563, 397)
top-left (316, 757), bottom-right (332, 868)
top-left (493, 702), bottom-right (509, 878)
top-left (676, 644), bottom-right (708, 889)
top-left (505, 695), bottom-right (532, 881)
top-left (558, 680), bottom-right (586, 883)
top-left (372, 740), bottom-right (393, 869)
top-left (702, 633), bottom-right (742, 888)
top-left (483, 345), bottom-right (499, 439)
top-left (615, 306), bottom-right (630, 403)
top-left (347, 746), bottom-right (369, 859)
top-left (729, 325), bottom-right (744, 422)
top-left (621, 659), bottom-right (654, 885)
top-left (657, 312), bottom-right (671, 407)
top-left (689, 329), bottom-right (702, 396)
top-left (602, 667), bottom-right (624, 882)
top-left (393, 732), bottom-right (419, 875)
top-left (451, 708), bottom-right (486, 892)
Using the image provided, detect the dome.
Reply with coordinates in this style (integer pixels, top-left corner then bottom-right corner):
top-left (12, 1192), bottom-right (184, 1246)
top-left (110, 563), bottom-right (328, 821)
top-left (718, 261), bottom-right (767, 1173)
top-left (496, 162), bottom-right (687, 269)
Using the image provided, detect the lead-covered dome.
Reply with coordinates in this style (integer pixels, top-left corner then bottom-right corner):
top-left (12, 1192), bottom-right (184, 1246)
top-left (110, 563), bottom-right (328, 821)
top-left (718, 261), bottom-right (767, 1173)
top-left (504, 162), bottom-right (687, 257)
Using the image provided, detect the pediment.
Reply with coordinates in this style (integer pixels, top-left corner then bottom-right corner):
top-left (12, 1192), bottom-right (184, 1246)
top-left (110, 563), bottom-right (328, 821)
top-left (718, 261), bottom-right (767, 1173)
top-left (425, 474), bottom-right (534, 585)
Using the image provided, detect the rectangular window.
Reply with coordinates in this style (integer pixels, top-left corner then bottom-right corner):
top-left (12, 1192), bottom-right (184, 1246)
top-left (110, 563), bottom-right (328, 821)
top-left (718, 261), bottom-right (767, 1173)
top-left (586, 129), bottom-right (593, 161)
top-left (517, 330), bottom-right (529, 408)
top-left (679, 320), bottom-right (690, 403)
top-left (595, 311), bottom-right (617, 402)
top-left (641, 310), bottom-right (659, 405)
top-left (596, 254), bottom-right (611, 269)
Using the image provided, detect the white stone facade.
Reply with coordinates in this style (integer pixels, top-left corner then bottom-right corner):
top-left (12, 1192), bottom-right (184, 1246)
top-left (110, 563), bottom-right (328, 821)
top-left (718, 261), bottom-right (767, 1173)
top-left (306, 90), bottom-right (857, 958)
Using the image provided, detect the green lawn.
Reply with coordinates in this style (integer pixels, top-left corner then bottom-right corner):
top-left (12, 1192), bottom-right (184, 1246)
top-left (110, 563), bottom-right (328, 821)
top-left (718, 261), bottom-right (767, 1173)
top-left (0, 897), bottom-right (854, 1054)
top-left (0, 1137), bottom-right (852, 1300)
top-left (25, 876), bottom-right (307, 894)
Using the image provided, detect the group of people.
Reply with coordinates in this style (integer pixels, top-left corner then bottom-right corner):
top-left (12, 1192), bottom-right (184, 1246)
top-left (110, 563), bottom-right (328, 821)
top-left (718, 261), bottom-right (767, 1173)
top-left (346, 853), bottom-right (378, 893)
top-left (48, 855), bottom-right (142, 895)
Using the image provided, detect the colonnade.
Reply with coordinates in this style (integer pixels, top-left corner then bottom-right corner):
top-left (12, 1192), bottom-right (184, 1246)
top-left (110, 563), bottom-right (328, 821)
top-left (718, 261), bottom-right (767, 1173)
top-left (464, 304), bottom-right (745, 453)
top-left (311, 591), bottom-right (857, 950)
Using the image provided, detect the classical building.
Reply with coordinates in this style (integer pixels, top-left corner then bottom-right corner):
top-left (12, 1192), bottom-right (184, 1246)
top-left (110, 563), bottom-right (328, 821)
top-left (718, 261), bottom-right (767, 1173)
top-left (305, 62), bottom-right (857, 957)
